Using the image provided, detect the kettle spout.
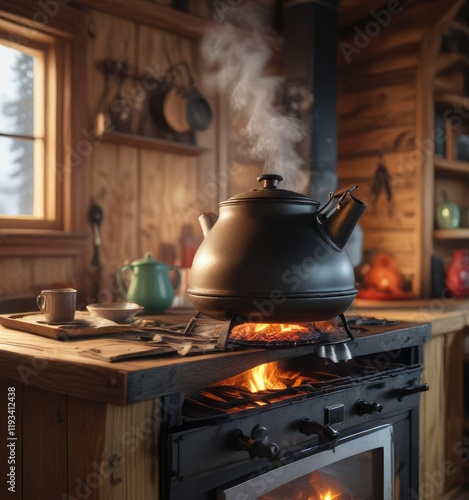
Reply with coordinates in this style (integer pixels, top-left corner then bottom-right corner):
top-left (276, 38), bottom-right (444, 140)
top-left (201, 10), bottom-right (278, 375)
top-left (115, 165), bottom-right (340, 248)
top-left (199, 212), bottom-right (219, 238)
top-left (317, 186), bottom-right (367, 250)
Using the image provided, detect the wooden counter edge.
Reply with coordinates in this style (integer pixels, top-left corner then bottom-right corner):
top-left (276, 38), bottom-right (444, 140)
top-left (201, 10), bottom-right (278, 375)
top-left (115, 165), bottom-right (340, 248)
top-left (0, 349), bottom-right (128, 405)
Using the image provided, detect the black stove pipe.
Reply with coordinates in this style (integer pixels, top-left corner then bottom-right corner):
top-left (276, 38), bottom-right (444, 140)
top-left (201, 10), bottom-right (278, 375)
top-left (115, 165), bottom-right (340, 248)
top-left (283, 0), bottom-right (339, 203)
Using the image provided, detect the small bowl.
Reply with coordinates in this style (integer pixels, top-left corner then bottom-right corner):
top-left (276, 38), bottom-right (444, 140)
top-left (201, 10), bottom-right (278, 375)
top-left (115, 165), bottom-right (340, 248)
top-left (86, 302), bottom-right (143, 324)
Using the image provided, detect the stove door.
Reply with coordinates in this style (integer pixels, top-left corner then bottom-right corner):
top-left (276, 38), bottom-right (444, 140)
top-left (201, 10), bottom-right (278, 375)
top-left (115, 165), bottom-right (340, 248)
top-left (217, 425), bottom-right (393, 500)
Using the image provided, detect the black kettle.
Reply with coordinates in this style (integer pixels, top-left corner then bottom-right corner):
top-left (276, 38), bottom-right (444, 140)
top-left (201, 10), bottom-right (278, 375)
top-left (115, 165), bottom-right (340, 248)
top-left (188, 174), bottom-right (366, 322)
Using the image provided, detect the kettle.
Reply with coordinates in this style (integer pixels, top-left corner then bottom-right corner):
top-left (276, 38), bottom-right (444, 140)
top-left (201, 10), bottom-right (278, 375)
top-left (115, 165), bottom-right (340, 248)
top-left (117, 253), bottom-right (181, 313)
top-left (188, 174), bottom-right (366, 322)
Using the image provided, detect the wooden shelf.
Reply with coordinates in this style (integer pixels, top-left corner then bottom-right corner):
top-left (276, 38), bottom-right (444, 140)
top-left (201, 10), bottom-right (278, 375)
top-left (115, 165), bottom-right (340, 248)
top-left (435, 52), bottom-right (469, 74)
top-left (102, 131), bottom-right (208, 156)
top-left (435, 91), bottom-right (468, 106)
top-left (73, 0), bottom-right (283, 50)
top-left (434, 228), bottom-right (469, 240)
top-left (434, 158), bottom-right (469, 176)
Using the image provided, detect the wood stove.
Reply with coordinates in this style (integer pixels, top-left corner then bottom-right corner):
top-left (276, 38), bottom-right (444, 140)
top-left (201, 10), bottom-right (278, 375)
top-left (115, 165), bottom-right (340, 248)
top-left (158, 316), bottom-right (430, 499)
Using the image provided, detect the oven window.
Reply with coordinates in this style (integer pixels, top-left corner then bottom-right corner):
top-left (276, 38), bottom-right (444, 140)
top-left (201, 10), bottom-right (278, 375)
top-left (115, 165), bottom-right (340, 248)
top-left (259, 451), bottom-right (374, 499)
top-left (219, 425), bottom-right (392, 500)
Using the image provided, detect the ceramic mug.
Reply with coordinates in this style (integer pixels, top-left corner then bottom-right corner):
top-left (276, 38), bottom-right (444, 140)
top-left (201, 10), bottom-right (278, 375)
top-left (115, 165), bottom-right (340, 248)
top-left (36, 288), bottom-right (76, 324)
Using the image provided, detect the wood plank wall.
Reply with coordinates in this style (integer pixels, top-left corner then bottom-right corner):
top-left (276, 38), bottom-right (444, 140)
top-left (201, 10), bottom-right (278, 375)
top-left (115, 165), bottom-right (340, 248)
top-left (83, 10), bottom-right (212, 302)
top-left (0, 0), bottom-right (278, 307)
top-left (337, 0), bottom-right (461, 297)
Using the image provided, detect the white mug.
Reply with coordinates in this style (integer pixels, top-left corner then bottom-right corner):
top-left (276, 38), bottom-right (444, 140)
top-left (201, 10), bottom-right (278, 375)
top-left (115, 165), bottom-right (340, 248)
top-left (36, 288), bottom-right (76, 324)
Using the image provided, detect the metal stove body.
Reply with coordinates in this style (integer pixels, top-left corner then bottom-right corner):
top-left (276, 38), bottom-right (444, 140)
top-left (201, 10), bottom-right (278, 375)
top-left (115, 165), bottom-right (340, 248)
top-left (160, 316), bottom-right (431, 499)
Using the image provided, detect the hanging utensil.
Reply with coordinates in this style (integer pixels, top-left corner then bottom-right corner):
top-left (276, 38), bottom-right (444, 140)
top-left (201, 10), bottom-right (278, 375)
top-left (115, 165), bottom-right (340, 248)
top-left (154, 61), bottom-right (212, 133)
top-left (109, 60), bottom-right (132, 132)
top-left (370, 155), bottom-right (393, 216)
top-left (177, 61), bottom-right (212, 131)
top-left (89, 201), bottom-right (104, 267)
top-left (94, 59), bottom-right (115, 137)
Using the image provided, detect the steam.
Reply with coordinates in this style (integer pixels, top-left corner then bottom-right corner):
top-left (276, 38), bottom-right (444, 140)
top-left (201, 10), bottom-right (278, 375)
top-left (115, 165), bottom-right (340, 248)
top-left (201, 5), bottom-right (308, 192)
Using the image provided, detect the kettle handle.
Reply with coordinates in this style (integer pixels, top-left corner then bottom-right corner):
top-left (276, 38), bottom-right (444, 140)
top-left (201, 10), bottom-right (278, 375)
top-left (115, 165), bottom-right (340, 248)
top-left (116, 264), bottom-right (133, 299)
top-left (316, 185), bottom-right (359, 220)
top-left (170, 267), bottom-right (181, 293)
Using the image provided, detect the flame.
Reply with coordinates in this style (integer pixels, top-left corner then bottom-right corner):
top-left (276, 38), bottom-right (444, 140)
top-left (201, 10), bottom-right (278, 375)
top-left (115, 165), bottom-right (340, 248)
top-left (215, 361), bottom-right (304, 393)
top-left (258, 471), bottom-right (344, 499)
top-left (319, 491), bottom-right (341, 500)
top-left (231, 322), bottom-right (311, 342)
top-left (230, 321), bottom-right (342, 344)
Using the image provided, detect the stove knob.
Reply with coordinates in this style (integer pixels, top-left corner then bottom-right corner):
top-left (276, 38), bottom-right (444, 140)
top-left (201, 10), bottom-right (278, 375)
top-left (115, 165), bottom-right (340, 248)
top-left (232, 425), bottom-right (279, 461)
top-left (298, 418), bottom-right (340, 441)
top-left (357, 399), bottom-right (383, 416)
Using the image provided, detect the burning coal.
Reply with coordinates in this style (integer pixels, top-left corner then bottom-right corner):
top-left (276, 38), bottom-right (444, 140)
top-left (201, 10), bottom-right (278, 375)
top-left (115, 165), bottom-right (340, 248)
top-left (201, 3), bottom-right (307, 191)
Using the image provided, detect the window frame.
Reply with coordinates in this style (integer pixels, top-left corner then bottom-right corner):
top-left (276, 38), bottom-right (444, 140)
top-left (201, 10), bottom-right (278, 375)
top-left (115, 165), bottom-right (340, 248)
top-left (0, 25), bottom-right (55, 227)
top-left (0, 1), bottom-right (88, 256)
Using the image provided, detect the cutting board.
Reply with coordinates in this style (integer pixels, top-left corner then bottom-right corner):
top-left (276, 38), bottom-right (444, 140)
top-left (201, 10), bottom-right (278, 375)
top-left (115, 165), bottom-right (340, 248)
top-left (0, 311), bottom-right (131, 340)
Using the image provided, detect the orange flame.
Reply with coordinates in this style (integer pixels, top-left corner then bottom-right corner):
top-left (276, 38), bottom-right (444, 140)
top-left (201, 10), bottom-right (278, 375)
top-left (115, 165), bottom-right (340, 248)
top-left (230, 322), bottom-right (310, 342)
top-left (215, 361), bottom-right (304, 393)
top-left (230, 321), bottom-right (341, 343)
top-left (319, 491), bottom-right (341, 500)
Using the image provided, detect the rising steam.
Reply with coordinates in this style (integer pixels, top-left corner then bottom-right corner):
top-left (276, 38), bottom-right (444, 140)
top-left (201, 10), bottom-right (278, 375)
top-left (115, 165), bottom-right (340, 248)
top-left (201, 5), bottom-right (307, 192)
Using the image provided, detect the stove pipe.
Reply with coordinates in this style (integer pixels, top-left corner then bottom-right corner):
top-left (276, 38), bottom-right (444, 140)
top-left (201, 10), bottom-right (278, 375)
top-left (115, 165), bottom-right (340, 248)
top-left (283, 0), bottom-right (338, 203)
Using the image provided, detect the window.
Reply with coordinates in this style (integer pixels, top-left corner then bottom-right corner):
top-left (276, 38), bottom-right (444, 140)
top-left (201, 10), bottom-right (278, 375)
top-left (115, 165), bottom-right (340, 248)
top-left (0, 19), bottom-right (57, 229)
top-left (0, 4), bottom-right (87, 255)
top-left (0, 42), bottom-right (44, 218)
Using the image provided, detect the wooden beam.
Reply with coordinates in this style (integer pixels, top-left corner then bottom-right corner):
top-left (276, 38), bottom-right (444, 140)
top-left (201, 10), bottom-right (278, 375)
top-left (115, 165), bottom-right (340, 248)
top-left (72, 0), bottom-right (283, 52)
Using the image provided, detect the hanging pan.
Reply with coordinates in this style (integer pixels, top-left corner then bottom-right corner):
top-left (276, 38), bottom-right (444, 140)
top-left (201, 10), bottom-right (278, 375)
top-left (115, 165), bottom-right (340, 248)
top-left (179, 61), bottom-right (213, 131)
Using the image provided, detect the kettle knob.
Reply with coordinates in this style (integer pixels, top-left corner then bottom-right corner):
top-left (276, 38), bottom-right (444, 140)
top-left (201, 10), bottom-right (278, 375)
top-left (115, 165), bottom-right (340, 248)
top-left (257, 174), bottom-right (283, 189)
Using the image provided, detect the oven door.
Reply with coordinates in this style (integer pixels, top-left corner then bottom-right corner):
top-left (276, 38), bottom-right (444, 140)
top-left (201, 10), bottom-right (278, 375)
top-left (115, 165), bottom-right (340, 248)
top-left (217, 425), bottom-right (393, 500)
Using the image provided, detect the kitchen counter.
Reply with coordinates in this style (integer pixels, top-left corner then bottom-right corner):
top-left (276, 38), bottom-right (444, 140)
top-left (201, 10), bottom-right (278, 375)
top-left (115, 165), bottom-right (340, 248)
top-left (351, 297), bottom-right (469, 336)
top-left (0, 308), bottom-right (431, 405)
top-left (0, 304), bottom-right (464, 500)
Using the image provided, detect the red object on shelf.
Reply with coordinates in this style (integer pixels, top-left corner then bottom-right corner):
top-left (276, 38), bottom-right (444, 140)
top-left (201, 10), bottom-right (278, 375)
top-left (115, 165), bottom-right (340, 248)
top-left (446, 249), bottom-right (469, 297)
top-left (357, 288), bottom-right (413, 300)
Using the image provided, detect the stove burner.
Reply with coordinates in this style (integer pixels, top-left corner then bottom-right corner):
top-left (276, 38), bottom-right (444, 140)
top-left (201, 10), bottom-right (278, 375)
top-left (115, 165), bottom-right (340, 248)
top-left (346, 316), bottom-right (399, 326)
top-left (229, 327), bottom-right (356, 348)
top-left (184, 312), bottom-right (356, 350)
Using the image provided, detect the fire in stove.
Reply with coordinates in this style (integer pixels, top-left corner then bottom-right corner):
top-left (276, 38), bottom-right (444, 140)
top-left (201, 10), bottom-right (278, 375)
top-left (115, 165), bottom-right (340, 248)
top-left (214, 361), bottom-right (307, 393)
top-left (231, 323), bottom-right (318, 343)
top-left (259, 469), bottom-right (351, 499)
top-left (183, 361), bottom-right (342, 417)
top-left (228, 319), bottom-right (354, 347)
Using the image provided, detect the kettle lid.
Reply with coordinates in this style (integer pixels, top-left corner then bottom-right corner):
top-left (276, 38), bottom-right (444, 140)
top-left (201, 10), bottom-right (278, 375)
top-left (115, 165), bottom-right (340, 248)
top-left (130, 252), bottom-right (169, 268)
top-left (222, 174), bottom-right (319, 206)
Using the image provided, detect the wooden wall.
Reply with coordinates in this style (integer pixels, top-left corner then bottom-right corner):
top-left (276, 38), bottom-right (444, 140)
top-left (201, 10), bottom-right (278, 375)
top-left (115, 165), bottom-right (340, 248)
top-left (0, 0), bottom-right (278, 308)
top-left (337, 0), bottom-right (462, 297)
top-left (83, 10), bottom-right (217, 302)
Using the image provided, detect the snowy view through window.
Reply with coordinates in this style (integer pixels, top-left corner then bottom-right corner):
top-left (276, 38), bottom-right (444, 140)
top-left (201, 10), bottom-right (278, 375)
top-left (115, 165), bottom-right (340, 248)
top-left (0, 43), bottom-right (35, 216)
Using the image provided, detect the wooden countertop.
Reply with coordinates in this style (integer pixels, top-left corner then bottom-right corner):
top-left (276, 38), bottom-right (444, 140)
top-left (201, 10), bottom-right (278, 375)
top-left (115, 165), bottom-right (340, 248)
top-left (0, 303), bottom-right (462, 406)
top-left (351, 297), bottom-right (469, 336)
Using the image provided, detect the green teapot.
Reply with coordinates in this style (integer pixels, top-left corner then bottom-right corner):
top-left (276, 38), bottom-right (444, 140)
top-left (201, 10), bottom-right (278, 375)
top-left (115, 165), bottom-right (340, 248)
top-left (116, 252), bottom-right (181, 312)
